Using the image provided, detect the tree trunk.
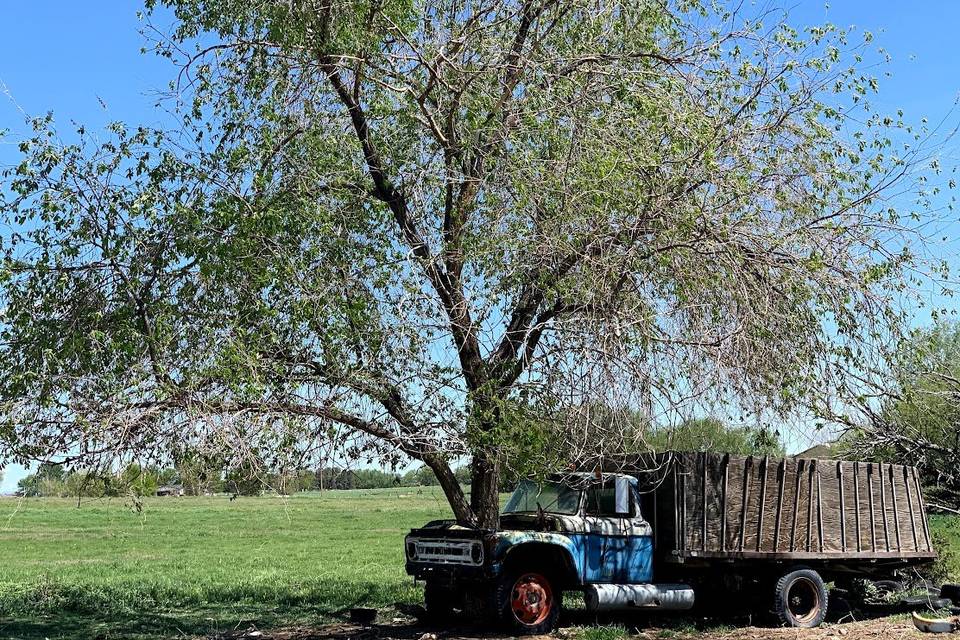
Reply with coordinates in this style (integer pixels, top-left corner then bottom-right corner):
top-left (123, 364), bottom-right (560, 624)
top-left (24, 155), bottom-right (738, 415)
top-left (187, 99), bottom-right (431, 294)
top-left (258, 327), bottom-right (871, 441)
top-left (470, 453), bottom-right (501, 530)
top-left (423, 454), bottom-right (476, 526)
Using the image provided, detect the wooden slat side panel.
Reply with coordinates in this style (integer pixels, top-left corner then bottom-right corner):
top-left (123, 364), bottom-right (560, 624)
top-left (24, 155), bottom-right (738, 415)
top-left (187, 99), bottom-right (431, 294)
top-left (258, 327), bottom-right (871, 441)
top-left (799, 462), bottom-right (809, 551)
top-left (891, 464), bottom-right (920, 553)
top-left (702, 453), bottom-right (727, 553)
top-left (913, 467), bottom-right (933, 552)
top-left (757, 458), bottom-right (793, 552)
top-left (889, 465), bottom-right (903, 552)
top-left (755, 457), bottom-right (777, 552)
top-left (877, 463), bottom-right (892, 551)
top-left (865, 463), bottom-right (887, 551)
top-left (621, 452), bottom-right (935, 561)
top-left (852, 462), bottom-right (862, 552)
top-left (902, 466), bottom-right (918, 552)
top-left (739, 457), bottom-right (761, 552)
top-left (683, 453), bottom-right (704, 553)
top-left (858, 463), bottom-right (877, 551)
top-left (772, 459), bottom-right (787, 552)
top-left (839, 461), bottom-right (857, 552)
top-left (720, 456), bottom-right (739, 551)
top-left (819, 461), bottom-right (843, 553)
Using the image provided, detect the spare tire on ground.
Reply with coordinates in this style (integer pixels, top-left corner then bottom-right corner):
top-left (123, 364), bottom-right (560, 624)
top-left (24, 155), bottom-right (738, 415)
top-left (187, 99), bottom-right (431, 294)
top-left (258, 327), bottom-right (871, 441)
top-left (828, 590), bottom-right (854, 619)
top-left (871, 580), bottom-right (906, 597)
top-left (941, 583), bottom-right (960, 602)
top-left (899, 595), bottom-right (953, 611)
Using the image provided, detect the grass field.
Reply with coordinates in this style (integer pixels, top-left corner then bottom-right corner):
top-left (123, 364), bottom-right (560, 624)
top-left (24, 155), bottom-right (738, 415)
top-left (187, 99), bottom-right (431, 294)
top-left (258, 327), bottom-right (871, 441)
top-left (0, 489), bottom-right (957, 640)
top-left (0, 487), bottom-right (452, 640)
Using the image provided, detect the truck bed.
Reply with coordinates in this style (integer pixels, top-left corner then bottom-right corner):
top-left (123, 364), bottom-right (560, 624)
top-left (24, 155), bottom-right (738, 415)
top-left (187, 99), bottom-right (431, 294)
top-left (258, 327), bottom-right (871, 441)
top-left (612, 452), bottom-right (935, 566)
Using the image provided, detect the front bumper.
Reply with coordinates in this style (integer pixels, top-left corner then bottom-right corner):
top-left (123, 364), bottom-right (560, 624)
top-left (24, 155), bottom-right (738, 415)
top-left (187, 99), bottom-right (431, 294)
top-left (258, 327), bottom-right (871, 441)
top-left (405, 559), bottom-right (502, 583)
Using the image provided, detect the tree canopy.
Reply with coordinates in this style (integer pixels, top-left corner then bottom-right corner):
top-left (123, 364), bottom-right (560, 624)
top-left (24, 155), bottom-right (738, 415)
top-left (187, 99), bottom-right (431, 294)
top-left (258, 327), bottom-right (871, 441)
top-left (645, 418), bottom-right (783, 457)
top-left (0, 0), bottom-right (950, 526)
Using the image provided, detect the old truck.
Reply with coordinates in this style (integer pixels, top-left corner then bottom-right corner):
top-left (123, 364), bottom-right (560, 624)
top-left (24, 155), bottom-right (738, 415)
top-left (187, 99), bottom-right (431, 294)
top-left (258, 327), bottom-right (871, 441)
top-left (404, 452), bottom-right (936, 634)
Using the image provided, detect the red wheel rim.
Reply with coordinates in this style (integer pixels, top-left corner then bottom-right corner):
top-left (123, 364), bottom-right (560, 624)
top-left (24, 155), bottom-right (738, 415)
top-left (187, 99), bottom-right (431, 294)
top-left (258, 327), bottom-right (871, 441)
top-left (510, 572), bottom-right (553, 626)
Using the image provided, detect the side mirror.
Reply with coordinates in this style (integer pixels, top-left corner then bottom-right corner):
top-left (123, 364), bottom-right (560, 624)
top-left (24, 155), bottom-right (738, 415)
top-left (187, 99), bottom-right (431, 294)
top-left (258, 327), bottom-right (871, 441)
top-left (615, 476), bottom-right (631, 516)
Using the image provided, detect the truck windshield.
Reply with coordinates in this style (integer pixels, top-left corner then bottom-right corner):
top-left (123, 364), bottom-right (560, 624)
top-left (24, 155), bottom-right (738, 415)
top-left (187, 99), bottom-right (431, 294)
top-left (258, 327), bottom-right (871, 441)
top-left (503, 479), bottom-right (582, 515)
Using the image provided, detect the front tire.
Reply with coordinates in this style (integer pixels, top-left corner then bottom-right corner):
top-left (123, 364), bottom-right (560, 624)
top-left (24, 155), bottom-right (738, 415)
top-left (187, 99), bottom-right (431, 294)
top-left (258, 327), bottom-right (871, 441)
top-left (424, 581), bottom-right (458, 622)
top-left (773, 568), bottom-right (828, 628)
top-left (495, 570), bottom-right (560, 635)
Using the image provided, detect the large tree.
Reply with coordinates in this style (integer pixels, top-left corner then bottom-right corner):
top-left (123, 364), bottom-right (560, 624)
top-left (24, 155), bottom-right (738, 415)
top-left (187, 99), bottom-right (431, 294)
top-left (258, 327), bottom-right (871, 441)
top-left (0, 0), bottom-right (947, 526)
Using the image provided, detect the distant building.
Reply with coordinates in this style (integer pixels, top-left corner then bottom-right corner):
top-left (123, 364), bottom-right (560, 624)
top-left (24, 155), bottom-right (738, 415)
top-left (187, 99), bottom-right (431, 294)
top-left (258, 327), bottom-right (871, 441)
top-left (156, 485), bottom-right (184, 497)
top-left (793, 443), bottom-right (838, 460)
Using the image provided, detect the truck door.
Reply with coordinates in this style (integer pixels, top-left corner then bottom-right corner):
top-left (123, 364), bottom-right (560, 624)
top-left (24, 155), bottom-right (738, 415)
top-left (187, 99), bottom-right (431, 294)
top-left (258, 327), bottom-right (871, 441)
top-left (622, 484), bottom-right (653, 583)
top-left (583, 477), bottom-right (653, 584)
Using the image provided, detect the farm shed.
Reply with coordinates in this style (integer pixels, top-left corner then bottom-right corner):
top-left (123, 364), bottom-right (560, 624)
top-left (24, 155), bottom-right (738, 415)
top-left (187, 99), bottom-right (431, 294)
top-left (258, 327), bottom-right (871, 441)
top-left (156, 485), bottom-right (184, 497)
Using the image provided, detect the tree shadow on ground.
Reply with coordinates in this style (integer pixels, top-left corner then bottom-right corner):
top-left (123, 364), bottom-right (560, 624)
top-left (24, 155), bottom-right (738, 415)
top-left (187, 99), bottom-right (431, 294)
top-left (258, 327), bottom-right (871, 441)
top-left (204, 599), bottom-right (927, 640)
top-left (0, 589), bottom-right (390, 640)
top-left (0, 607), bottom-right (298, 640)
top-left (557, 591), bottom-right (937, 634)
top-left (0, 591), bottom-right (939, 640)
top-left (0, 581), bottom-right (400, 640)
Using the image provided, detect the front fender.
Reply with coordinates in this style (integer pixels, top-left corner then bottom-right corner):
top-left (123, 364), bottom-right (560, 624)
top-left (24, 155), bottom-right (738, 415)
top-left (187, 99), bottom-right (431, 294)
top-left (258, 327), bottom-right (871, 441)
top-left (490, 531), bottom-right (585, 584)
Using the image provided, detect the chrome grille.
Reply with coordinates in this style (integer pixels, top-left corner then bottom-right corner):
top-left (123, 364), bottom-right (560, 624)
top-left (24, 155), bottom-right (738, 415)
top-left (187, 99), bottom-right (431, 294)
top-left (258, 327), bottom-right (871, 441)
top-left (408, 538), bottom-right (483, 565)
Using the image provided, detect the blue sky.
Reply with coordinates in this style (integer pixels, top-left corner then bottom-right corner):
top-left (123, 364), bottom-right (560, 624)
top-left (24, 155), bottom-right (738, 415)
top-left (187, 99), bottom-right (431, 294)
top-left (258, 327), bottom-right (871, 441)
top-left (1, 2), bottom-right (959, 491)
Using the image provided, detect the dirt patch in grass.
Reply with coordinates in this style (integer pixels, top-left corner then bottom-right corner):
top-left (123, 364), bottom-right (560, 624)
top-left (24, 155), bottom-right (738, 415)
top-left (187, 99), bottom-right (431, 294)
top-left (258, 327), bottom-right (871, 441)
top-left (207, 615), bottom-right (927, 640)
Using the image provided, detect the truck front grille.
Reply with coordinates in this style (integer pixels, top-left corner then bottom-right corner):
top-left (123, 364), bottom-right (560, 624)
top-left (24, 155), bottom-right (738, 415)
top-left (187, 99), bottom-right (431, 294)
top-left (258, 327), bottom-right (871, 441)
top-left (407, 538), bottom-right (483, 565)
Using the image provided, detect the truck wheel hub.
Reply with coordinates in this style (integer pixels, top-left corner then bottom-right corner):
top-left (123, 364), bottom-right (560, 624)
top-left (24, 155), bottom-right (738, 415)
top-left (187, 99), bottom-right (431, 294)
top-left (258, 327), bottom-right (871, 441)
top-left (788, 578), bottom-right (820, 623)
top-left (511, 573), bottom-right (553, 625)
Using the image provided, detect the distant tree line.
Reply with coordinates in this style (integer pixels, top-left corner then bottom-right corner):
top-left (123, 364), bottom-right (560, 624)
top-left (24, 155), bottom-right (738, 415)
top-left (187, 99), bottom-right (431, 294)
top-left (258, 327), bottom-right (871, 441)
top-left (15, 416), bottom-right (780, 499)
top-left (15, 461), bottom-right (474, 498)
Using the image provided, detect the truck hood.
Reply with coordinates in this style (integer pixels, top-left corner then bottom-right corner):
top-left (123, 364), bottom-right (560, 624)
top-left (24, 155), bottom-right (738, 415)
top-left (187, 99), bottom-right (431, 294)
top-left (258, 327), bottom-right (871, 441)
top-left (408, 519), bottom-right (487, 538)
top-left (410, 513), bottom-right (583, 537)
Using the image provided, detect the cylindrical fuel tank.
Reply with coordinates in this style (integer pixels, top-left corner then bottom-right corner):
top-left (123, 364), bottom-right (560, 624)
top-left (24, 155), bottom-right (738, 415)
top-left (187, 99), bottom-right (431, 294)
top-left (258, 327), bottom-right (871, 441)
top-left (584, 583), bottom-right (695, 612)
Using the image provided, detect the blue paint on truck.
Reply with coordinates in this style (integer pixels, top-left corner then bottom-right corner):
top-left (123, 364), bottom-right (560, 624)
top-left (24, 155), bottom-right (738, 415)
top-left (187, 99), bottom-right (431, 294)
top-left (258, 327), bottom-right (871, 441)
top-left (404, 473), bottom-right (670, 633)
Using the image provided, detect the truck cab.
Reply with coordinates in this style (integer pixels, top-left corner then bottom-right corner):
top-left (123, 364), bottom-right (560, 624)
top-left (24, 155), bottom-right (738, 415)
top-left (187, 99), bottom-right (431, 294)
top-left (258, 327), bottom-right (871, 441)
top-left (404, 473), bottom-right (694, 634)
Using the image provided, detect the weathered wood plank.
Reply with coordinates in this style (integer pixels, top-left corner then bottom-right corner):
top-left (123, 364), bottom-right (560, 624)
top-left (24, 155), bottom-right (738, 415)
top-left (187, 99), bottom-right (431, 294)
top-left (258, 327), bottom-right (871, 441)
top-left (622, 452), bottom-right (935, 563)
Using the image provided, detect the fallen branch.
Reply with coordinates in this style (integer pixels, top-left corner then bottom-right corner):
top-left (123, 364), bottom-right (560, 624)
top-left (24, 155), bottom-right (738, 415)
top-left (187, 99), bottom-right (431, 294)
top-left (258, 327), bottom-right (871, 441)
top-left (927, 502), bottom-right (960, 516)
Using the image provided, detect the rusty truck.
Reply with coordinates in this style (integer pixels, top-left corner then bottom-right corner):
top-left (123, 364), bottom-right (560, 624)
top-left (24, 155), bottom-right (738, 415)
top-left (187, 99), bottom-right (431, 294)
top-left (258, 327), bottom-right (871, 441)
top-left (404, 452), bottom-right (936, 634)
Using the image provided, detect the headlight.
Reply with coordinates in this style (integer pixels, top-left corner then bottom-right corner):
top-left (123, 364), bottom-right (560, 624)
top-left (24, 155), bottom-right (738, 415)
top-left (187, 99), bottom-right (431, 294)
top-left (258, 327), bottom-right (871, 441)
top-left (406, 541), bottom-right (418, 560)
top-left (471, 542), bottom-right (483, 564)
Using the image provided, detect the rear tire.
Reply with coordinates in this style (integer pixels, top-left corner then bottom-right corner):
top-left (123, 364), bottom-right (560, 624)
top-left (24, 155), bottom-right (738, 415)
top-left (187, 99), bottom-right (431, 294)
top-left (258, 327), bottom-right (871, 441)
top-left (495, 570), bottom-right (560, 635)
top-left (773, 568), bottom-right (828, 628)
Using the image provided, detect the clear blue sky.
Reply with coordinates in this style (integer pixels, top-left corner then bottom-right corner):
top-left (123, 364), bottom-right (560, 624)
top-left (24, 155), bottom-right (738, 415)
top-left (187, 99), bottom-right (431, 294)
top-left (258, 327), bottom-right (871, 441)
top-left (1, 2), bottom-right (959, 491)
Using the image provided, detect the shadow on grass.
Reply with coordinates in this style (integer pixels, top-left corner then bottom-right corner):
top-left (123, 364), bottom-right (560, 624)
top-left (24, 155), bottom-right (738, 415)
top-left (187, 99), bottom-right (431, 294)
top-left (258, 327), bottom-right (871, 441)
top-left (0, 581), bottom-right (410, 640)
top-left (0, 585), bottom-right (935, 640)
top-left (2, 609), bottom-right (221, 640)
top-left (556, 589), bottom-right (926, 637)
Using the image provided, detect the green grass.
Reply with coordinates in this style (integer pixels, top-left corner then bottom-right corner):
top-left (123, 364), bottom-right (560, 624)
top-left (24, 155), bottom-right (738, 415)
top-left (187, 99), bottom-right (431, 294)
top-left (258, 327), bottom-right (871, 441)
top-left (0, 487), bottom-right (452, 639)
top-left (1, 491), bottom-right (957, 640)
top-left (930, 514), bottom-right (960, 581)
top-left (574, 624), bottom-right (631, 640)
